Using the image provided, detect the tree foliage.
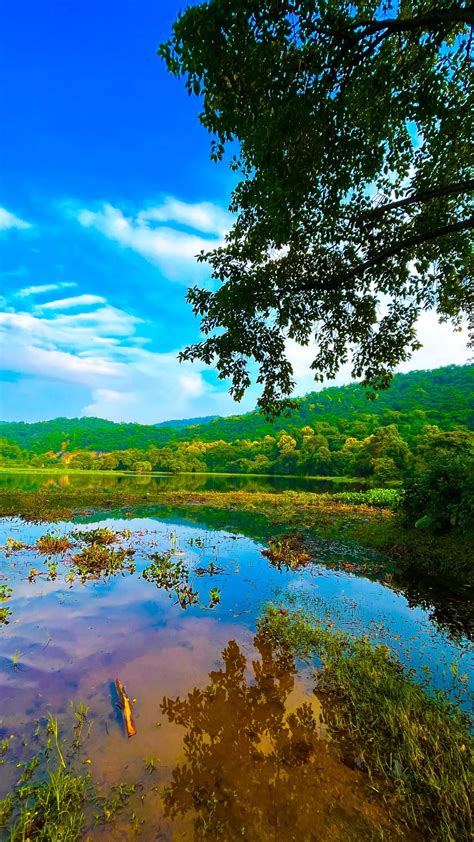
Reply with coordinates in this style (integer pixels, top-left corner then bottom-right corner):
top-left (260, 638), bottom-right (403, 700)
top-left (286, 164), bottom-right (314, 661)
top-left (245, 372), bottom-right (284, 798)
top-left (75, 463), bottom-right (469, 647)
top-left (159, 0), bottom-right (473, 413)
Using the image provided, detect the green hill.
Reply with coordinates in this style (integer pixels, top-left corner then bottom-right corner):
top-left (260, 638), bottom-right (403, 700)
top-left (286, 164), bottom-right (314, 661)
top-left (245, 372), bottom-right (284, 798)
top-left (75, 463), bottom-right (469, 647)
top-left (0, 365), bottom-right (472, 454)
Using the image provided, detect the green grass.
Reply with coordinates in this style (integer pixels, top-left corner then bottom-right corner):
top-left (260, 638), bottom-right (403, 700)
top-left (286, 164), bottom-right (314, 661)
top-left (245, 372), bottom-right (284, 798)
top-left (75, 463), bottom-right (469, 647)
top-left (328, 488), bottom-right (401, 508)
top-left (259, 605), bottom-right (473, 841)
top-left (0, 715), bottom-right (89, 842)
top-left (0, 767), bottom-right (88, 841)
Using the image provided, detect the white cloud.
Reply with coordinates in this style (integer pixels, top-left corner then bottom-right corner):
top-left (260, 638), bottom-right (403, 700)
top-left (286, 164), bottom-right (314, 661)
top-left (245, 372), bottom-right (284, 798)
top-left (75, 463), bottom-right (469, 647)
top-left (77, 197), bottom-right (231, 282)
top-left (286, 312), bottom-right (471, 394)
top-left (0, 207), bottom-right (31, 231)
top-left (38, 294), bottom-right (106, 310)
top-left (17, 282), bottom-right (77, 298)
top-left (0, 290), bottom-right (241, 423)
top-left (137, 197), bottom-right (231, 237)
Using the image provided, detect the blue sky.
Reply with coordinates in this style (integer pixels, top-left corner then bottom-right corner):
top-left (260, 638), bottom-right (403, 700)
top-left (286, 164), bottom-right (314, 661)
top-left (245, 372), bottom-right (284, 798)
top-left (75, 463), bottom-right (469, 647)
top-left (0, 0), bottom-right (470, 424)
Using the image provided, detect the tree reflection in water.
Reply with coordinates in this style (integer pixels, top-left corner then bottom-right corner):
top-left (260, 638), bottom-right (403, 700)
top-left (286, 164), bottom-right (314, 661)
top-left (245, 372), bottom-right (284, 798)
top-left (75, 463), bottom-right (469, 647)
top-left (161, 634), bottom-right (398, 841)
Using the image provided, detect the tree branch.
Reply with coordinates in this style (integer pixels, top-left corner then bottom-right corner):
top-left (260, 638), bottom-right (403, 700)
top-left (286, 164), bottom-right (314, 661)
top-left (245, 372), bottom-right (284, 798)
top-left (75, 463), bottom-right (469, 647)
top-left (331, 5), bottom-right (474, 38)
top-left (361, 180), bottom-right (474, 218)
top-left (345, 216), bottom-right (474, 279)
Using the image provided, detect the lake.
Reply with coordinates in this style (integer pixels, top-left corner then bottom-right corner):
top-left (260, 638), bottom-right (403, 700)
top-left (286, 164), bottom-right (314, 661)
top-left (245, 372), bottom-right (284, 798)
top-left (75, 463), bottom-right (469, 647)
top-left (0, 503), bottom-right (472, 839)
top-left (0, 469), bottom-right (367, 494)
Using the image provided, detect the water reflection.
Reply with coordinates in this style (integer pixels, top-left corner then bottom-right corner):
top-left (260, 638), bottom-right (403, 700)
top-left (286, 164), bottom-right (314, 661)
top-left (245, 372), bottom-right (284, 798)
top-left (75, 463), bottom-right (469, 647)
top-left (161, 633), bottom-right (403, 841)
top-left (0, 470), bottom-right (366, 494)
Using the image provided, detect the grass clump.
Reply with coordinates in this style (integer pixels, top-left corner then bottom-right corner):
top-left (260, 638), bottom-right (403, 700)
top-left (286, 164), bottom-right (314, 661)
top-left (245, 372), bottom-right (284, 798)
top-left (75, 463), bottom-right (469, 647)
top-left (259, 605), bottom-right (473, 841)
top-left (0, 715), bottom-right (89, 842)
top-left (70, 545), bottom-right (135, 581)
top-left (0, 766), bottom-right (88, 841)
top-left (70, 527), bottom-right (117, 545)
top-left (262, 534), bottom-right (313, 570)
top-left (36, 533), bottom-right (73, 555)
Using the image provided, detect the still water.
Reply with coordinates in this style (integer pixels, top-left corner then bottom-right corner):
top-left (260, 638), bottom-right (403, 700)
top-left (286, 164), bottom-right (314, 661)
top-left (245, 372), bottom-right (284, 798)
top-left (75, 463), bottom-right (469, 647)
top-left (0, 469), bottom-right (366, 494)
top-left (0, 508), bottom-right (472, 840)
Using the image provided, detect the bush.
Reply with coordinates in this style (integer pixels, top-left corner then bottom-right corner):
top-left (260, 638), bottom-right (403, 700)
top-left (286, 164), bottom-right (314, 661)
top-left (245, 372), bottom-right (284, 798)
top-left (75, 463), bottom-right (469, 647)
top-left (401, 454), bottom-right (474, 534)
top-left (331, 488), bottom-right (401, 508)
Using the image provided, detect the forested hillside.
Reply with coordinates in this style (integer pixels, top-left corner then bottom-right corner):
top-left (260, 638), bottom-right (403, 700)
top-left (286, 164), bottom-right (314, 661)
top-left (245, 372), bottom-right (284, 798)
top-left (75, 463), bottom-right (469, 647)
top-left (1, 365), bottom-right (472, 455)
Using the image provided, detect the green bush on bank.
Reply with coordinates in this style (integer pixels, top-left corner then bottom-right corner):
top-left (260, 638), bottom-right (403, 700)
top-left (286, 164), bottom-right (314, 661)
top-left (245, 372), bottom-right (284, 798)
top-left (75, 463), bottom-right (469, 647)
top-left (329, 488), bottom-right (401, 508)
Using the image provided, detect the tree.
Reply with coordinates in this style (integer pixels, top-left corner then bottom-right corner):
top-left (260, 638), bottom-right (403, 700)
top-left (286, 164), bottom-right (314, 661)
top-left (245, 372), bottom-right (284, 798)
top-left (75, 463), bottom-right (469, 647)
top-left (160, 1), bottom-right (473, 414)
top-left (133, 460), bottom-right (153, 473)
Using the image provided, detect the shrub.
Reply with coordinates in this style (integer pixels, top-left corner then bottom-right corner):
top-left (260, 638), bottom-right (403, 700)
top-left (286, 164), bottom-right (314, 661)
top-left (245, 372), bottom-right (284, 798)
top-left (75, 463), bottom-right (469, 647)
top-left (401, 454), bottom-right (474, 534)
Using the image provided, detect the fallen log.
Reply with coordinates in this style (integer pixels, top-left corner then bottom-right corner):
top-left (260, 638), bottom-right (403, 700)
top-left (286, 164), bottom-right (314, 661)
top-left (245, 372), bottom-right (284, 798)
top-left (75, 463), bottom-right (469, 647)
top-left (115, 678), bottom-right (137, 737)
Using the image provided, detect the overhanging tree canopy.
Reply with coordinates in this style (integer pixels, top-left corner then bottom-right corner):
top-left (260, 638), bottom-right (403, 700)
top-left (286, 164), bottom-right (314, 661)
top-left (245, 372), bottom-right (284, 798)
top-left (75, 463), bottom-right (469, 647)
top-left (159, 1), bottom-right (474, 414)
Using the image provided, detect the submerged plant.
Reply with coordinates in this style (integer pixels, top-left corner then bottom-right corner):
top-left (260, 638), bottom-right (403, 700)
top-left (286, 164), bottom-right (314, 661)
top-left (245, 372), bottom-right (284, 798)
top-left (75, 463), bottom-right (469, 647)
top-left (95, 782), bottom-right (137, 824)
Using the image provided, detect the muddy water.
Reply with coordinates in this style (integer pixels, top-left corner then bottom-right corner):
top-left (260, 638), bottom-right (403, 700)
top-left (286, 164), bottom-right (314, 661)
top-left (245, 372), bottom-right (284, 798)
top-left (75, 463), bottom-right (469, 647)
top-left (0, 512), bottom-right (471, 840)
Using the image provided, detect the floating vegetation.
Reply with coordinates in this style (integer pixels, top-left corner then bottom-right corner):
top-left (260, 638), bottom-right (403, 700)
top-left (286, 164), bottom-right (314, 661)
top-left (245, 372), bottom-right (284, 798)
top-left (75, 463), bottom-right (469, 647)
top-left (259, 605), bottom-right (474, 841)
top-left (143, 552), bottom-right (187, 590)
top-left (262, 534), bottom-right (313, 571)
top-left (143, 551), bottom-right (220, 609)
top-left (3, 537), bottom-right (28, 556)
top-left (208, 586), bottom-right (221, 608)
top-left (70, 527), bottom-right (118, 546)
top-left (36, 533), bottom-right (73, 555)
top-left (0, 589), bottom-right (11, 623)
top-left (194, 561), bottom-right (225, 576)
top-left (70, 545), bottom-right (135, 581)
top-left (0, 584), bottom-right (12, 603)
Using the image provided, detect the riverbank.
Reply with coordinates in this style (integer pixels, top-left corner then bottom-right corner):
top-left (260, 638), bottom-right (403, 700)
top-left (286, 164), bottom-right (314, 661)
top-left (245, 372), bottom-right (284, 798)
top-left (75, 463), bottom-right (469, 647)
top-left (259, 604), bottom-right (473, 841)
top-left (0, 486), bottom-right (471, 593)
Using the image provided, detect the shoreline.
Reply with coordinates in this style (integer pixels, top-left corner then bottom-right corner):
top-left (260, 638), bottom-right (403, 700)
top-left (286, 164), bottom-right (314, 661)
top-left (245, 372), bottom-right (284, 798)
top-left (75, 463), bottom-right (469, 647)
top-left (0, 486), bottom-right (471, 595)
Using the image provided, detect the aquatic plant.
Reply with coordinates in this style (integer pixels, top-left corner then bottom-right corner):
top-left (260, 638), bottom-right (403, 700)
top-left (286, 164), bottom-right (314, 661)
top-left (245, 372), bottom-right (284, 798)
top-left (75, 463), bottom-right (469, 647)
top-left (208, 587), bottom-right (221, 608)
top-left (0, 716), bottom-right (89, 842)
top-left (94, 782), bottom-right (137, 825)
top-left (0, 606), bottom-right (11, 624)
top-left (262, 534), bottom-right (313, 571)
top-left (3, 537), bottom-right (28, 557)
top-left (70, 545), bottom-right (135, 581)
top-left (259, 605), bottom-right (473, 841)
top-left (0, 584), bottom-right (12, 602)
top-left (70, 527), bottom-right (117, 545)
top-left (36, 533), bottom-right (73, 555)
top-left (143, 552), bottom-right (187, 590)
top-left (143, 551), bottom-right (212, 609)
